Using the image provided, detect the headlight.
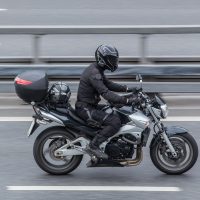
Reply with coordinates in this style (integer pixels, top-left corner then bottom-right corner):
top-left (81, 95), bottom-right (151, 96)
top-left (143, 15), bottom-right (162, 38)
top-left (161, 104), bottom-right (168, 118)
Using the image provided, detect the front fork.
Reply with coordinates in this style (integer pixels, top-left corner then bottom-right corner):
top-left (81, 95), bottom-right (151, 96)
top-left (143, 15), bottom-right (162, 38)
top-left (148, 106), bottom-right (178, 157)
top-left (154, 122), bottom-right (178, 157)
top-left (160, 131), bottom-right (177, 157)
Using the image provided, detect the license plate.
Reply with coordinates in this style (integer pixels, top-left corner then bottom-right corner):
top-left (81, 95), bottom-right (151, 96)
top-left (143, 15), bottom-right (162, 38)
top-left (27, 118), bottom-right (36, 137)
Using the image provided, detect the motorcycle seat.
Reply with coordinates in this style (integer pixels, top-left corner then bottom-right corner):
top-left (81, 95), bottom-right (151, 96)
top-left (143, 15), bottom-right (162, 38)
top-left (68, 107), bottom-right (87, 125)
top-left (68, 106), bottom-right (104, 129)
top-left (50, 106), bottom-right (103, 131)
top-left (51, 106), bottom-right (87, 125)
top-left (50, 107), bottom-right (100, 138)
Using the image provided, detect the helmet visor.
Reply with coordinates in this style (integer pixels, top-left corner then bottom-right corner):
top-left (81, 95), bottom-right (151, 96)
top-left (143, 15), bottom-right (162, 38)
top-left (107, 56), bottom-right (119, 72)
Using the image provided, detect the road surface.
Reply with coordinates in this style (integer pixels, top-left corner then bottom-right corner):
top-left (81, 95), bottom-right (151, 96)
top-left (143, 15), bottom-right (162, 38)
top-left (0, 88), bottom-right (200, 200)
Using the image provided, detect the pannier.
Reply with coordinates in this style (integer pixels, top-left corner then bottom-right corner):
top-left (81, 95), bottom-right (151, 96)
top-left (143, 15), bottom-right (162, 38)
top-left (14, 70), bottom-right (49, 103)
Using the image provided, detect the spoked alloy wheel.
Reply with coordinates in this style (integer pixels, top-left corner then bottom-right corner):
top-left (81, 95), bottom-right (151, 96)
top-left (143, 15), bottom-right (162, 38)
top-left (43, 137), bottom-right (73, 168)
top-left (33, 127), bottom-right (83, 175)
top-left (150, 133), bottom-right (198, 175)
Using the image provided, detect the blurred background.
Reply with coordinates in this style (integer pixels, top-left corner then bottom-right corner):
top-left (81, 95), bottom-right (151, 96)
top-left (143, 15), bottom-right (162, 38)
top-left (1, 0), bottom-right (200, 58)
top-left (0, 1), bottom-right (200, 200)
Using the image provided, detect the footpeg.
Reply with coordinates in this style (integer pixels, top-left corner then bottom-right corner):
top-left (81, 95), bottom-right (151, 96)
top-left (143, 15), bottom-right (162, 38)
top-left (91, 155), bottom-right (98, 163)
top-left (86, 156), bottom-right (98, 167)
top-left (84, 145), bottom-right (108, 160)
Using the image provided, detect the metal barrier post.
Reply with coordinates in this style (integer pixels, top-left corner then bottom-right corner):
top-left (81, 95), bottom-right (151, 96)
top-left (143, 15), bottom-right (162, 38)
top-left (139, 34), bottom-right (148, 64)
top-left (33, 35), bottom-right (41, 64)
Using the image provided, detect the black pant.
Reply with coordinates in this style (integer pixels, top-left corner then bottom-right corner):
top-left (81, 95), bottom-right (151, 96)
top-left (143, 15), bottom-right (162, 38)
top-left (75, 103), bottom-right (122, 144)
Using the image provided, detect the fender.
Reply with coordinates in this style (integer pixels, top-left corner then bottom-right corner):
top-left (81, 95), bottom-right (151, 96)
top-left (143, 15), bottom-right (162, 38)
top-left (164, 126), bottom-right (189, 137)
top-left (33, 126), bottom-right (77, 138)
top-left (150, 126), bottom-right (188, 149)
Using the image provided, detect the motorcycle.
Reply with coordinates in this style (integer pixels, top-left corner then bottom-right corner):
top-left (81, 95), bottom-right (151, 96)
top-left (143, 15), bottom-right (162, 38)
top-left (15, 72), bottom-right (198, 175)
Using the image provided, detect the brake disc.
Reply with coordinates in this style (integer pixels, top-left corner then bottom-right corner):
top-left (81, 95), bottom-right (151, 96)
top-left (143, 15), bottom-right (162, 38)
top-left (48, 138), bottom-right (67, 161)
top-left (160, 137), bottom-right (187, 164)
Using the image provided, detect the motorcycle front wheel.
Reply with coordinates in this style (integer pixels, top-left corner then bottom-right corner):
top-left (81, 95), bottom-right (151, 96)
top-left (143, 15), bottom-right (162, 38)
top-left (33, 127), bottom-right (83, 175)
top-left (150, 133), bottom-right (198, 175)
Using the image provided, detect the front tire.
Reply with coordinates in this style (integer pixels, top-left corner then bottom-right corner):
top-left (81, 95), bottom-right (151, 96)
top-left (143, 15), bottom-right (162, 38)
top-left (150, 133), bottom-right (198, 175)
top-left (33, 127), bottom-right (83, 175)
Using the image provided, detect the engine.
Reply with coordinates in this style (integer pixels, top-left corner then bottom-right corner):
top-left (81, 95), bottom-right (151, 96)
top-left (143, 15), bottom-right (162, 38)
top-left (105, 137), bottom-right (134, 160)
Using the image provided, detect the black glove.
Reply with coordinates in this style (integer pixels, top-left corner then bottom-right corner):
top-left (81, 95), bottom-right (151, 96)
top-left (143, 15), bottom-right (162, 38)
top-left (126, 96), bottom-right (140, 106)
top-left (107, 102), bottom-right (123, 108)
top-left (126, 87), bottom-right (142, 94)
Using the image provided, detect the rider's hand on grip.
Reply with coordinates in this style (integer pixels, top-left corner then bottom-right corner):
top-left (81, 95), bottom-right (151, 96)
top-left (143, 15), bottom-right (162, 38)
top-left (127, 87), bottom-right (142, 94)
top-left (126, 96), bottom-right (140, 106)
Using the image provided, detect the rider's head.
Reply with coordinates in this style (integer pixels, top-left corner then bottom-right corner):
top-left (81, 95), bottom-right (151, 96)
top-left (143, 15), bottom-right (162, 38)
top-left (95, 44), bottom-right (119, 72)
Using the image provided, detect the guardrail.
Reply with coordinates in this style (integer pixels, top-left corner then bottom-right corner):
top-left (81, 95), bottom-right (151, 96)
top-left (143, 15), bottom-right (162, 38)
top-left (1, 64), bottom-right (200, 81)
top-left (0, 25), bottom-right (200, 64)
top-left (0, 25), bottom-right (200, 81)
top-left (1, 56), bottom-right (200, 64)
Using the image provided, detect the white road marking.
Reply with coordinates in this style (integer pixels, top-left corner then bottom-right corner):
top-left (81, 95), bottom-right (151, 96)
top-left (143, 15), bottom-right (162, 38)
top-left (0, 106), bottom-right (31, 109)
top-left (0, 104), bottom-right (200, 110)
top-left (0, 116), bottom-right (200, 122)
top-left (169, 107), bottom-right (200, 110)
top-left (162, 117), bottom-right (200, 121)
top-left (0, 117), bottom-right (32, 121)
top-left (6, 186), bottom-right (182, 192)
top-left (0, 96), bottom-right (19, 99)
top-left (0, 8), bottom-right (7, 11)
top-left (166, 96), bottom-right (200, 99)
top-left (2, 106), bottom-right (200, 110)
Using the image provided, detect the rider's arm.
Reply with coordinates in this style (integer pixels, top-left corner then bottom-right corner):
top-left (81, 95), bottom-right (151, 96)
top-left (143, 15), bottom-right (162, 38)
top-left (104, 76), bottom-right (127, 92)
top-left (89, 73), bottom-right (128, 104)
top-left (104, 76), bottom-right (138, 93)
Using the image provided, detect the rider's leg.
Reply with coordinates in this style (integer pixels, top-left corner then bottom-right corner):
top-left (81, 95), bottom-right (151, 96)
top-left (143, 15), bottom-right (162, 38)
top-left (88, 112), bottom-right (122, 159)
top-left (75, 105), bottom-right (122, 159)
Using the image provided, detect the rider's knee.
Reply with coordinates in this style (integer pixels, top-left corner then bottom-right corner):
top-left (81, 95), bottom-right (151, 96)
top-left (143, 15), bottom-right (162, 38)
top-left (109, 114), bottom-right (122, 131)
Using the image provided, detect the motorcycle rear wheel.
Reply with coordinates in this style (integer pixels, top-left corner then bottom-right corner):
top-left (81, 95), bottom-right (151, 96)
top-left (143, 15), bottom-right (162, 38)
top-left (150, 133), bottom-right (198, 175)
top-left (33, 127), bottom-right (83, 175)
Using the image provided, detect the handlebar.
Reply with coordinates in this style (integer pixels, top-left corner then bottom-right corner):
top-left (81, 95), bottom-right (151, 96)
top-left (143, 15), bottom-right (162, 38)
top-left (107, 74), bottom-right (152, 108)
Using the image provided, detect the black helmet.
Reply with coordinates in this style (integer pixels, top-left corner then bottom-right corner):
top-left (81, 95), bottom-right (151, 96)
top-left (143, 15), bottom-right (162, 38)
top-left (48, 82), bottom-right (71, 108)
top-left (95, 44), bottom-right (119, 72)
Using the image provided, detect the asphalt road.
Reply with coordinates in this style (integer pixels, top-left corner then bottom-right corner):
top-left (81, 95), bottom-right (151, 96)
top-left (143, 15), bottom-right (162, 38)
top-left (0, 92), bottom-right (200, 200)
top-left (1, 0), bottom-right (200, 57)
top-left (0, 116), bottom-right (200, 200)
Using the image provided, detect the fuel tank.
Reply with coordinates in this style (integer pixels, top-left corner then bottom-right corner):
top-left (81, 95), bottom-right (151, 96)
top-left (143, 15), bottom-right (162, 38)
top-left (116, 106), bottom-right (150, 130)
top-left (129, 109), bottom-right (150, 129)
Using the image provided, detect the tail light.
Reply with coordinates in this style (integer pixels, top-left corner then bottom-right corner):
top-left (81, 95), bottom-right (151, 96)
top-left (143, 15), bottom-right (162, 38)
top-left (15, 77), bottom-right (32, 85)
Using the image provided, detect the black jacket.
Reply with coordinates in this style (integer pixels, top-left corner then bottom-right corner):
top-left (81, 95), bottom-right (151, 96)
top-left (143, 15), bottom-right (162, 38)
top-left (76, 63), bottom-right (128, 106)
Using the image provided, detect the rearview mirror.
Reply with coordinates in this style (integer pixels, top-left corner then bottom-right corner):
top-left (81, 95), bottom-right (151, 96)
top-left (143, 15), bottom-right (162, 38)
top-left (136, 74), bottom-right (142, 82)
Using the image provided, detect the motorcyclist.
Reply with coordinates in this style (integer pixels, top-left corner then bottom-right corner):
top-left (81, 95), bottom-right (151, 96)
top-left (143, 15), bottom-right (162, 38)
top-left (75, 44), bottom-right (138, 160)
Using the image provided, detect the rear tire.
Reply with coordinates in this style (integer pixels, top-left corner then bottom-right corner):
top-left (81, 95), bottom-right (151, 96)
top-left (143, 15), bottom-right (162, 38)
top-left (33, 127), bottom-right (83, 175)
top-left (150, 133), bottom-right (198, 175)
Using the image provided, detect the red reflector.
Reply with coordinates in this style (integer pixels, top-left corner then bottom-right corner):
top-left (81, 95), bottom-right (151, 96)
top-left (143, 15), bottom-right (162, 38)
top-left (15, 77), bottom-right (32, 85)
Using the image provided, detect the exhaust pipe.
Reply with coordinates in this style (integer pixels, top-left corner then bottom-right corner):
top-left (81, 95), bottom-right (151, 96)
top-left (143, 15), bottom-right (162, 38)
top-left (120, 146), bottom-right (143, 166)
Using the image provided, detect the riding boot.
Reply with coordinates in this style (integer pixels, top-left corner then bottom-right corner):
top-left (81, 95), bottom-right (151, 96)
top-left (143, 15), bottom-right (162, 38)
top-left (85, 135), bottom-right (108, 160)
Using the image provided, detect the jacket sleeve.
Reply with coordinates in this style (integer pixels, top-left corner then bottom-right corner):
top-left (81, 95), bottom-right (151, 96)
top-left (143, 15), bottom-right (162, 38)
top-left (89, 73), bottom-right (127, 104)
top-left (104, 76), bottom-right (127, 92)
